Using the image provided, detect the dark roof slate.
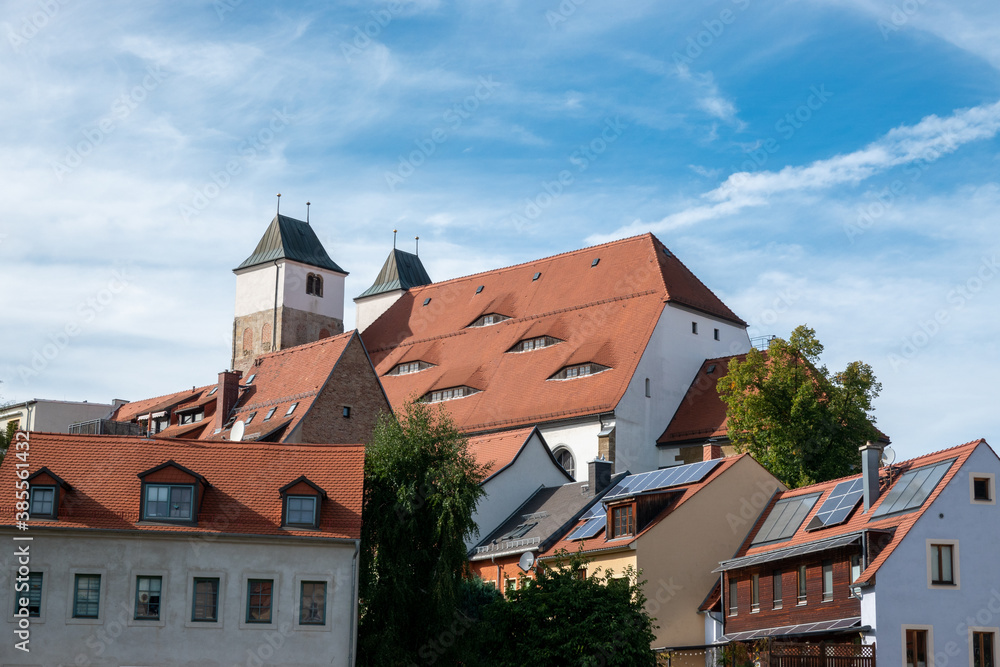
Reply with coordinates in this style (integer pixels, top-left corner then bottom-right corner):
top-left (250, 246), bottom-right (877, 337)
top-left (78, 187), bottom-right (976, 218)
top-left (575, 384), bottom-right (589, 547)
top-left (235, 214), bottom-right (346, 274)
top-left (356, 248), bottom-right (432, 299)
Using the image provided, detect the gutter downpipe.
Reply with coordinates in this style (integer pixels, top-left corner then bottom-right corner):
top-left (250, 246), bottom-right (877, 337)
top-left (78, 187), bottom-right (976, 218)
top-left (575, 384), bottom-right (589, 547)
top-left (350, 538), bottom-right (360, 667)
top-left (272, 260), bottom-right (280, 351)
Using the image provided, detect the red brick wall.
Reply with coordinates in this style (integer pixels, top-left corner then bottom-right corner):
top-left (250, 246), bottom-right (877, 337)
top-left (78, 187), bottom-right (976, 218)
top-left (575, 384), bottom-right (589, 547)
top-left (724, 547), bottom-right (861, 633)
top-left (469, 557), bottom-right (533, 591)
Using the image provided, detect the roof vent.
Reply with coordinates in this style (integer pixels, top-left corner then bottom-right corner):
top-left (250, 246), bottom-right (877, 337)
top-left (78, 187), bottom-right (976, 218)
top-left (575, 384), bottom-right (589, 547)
top-left (706, 364), bottom-right (716, 374)
top-left (423, 297), bottom-right (431, 306)
top-left (476, 285), bottom-right (484, 294)
top-left (591, 258), bottom-right (600, 267)
top-left (533, 272), bottom-right (541, 281)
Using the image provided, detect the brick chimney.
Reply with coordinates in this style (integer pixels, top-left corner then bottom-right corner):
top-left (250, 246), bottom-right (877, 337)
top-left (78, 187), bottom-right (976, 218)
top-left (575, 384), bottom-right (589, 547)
top-left (212, 370), bottom-right (243, 432)
top-left (588, 458), bottom-right (613, 497)
top-left (860, 441), bottom-right (884, 512)
top-left (703, 441), bottom-right (723, 461)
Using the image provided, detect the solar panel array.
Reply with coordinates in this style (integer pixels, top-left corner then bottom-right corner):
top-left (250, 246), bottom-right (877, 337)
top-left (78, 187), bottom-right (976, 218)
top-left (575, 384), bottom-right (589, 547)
top-left (872, 459), bottom-right (954, 518)
top-left (580, 503), bottom-right (605, 520)
top-left (568, 516), bottom-right (607, 541)
top-left (603, 459), bottom-right (722, 501)
top-left (716, 532), bottom-right (861, 572)
top-left (806, 478), bottom-right (865, 531)
top-left (751, 493), bottom-right (821, 545)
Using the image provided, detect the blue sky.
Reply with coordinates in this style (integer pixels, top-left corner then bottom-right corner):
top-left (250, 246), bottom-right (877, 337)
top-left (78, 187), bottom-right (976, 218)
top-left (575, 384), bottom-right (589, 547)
top-left (2, 0), bottom-right (998, 459)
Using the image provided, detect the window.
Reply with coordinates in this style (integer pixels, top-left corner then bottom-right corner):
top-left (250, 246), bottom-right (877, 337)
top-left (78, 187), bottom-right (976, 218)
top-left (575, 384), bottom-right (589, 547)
top-left (822, 560), bottom-right (834, 601)
top-left (285, 402), bottom-right (298, 416)
top-left (300, 581), bottom-right (326, 625)
top-left (549, 363), bottom-right (610, 380)
top-left (714, 328), bottom-right (720, 340)
top-left (973, 631), bottom-right (996, 667)
top-left (591, 258), bottom-right (600, 267)
top-left (611, 505), bottom-right (635, 538)
top-left (729, 580), bottom-right (738, 616)
top-left (797, 564), bottom-right (807, 604)
top-left (532, 272), bottom-right (541, 281)
top-left (179, 410), bottom-right (204, 425)
top-left (505, 578), bottom-right (517, 595)
top-left (751, 574), bottom-right (760, 612)
top-left (29, 486), bottom-right (55, 518)
top-left (247, 579), bottom-right (273, 623)
top-left (475, 285), bottom-right (484, 294)
top-left (692, 322), bottom-right (698, 334)
top-left (285, 496), bottom-right (318, 528)
top-left (423, 297), bottom-right (431, 306)
top-left (208, 386), bottom-right (218, 396)
top-left (851, 554), bottom-right (862, 584)
top-left (242, 327), bottom-right (253, 356)
top-left (245, 411), bottom-right (257, 425)
top-left (144, 484), bottom-right (194, 520)
top-left (971, 473), bottom-right (995, 504)
top-left (192, 578), bottom-right (219, 622)
top-left (263, 407), bottom-right (276, 421)
top-left (151, 416), bottom-right (169, 433)
top-left (645, 378), bottom-right (651, 398)
top-left (135, 576), bottom-right (162, 620)
top-left (772, 570), bottom-right (782, 609)
top-left (425, 386), bottom-right (479, 402)
top-left (509, 336), bottom-right (560, 353)
top-left (930, 544), bottom-right (955, 585)
top-left (501, 523), bottom-right (537, 540)
top-left (906, 628), bottom-right (929, 667)
top-left (469, 313), bottom-right (510, 327)
top-left (73, 574), bottom-right (101, 618)
top-left (389, 360), bottom-right (433, 375)
top-left (24, 572), bottom-right (42, 617)
top-left (245, 374), bottom-right (256, 385)
top-left (306, 273), bottom-right (323, 297)
top-left (342, 406), bottom-right (351, 418)
top-left (554, 447), bottom-right (575, 479)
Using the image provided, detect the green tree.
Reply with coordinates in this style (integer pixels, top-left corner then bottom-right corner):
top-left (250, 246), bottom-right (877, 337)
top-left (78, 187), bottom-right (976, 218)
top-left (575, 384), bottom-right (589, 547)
top-left (358, 400), bottom-right (488, 666)
top-left (480, 552), bottom-right (658, 667)
top-left (717, 325), bottom-right (882, 488)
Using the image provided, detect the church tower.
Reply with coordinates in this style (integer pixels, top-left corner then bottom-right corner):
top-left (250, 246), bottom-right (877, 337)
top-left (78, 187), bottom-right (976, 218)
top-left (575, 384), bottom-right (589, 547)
top-left (354, 245), bottom-right (431, 332)
top-left (231, 214), bottom-right (347, 374)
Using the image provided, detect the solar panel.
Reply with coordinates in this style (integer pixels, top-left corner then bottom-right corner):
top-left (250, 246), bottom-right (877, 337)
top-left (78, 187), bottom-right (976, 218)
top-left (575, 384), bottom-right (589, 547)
top-left (751, 493), bottom-right (821, 545)
top-left (603, 459), bottom-right (722, 501)
top-left (568, 516), bottom-right (606, 540)
top-left (871, 459), bottom-right (954, 518)
top-left (581, 503), bottom-right (605, 520)
top-left (806, 478), bottom-right (865, 530)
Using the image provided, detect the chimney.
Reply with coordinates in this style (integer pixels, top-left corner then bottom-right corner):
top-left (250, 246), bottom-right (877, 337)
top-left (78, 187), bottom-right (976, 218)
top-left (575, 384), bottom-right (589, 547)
top-left (703, 441), bottom-right (723, 461)
top-left (588, 458), bottom-right (613, 497)
top-left (860, 441), bottom-right (884, 512)
top-left (212, 370), bottom-right (243, 432)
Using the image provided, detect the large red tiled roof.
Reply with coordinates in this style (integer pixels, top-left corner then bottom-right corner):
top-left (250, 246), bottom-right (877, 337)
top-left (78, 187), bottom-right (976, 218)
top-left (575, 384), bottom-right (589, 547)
top-left (363, 234), bottom-right (745, 433)
top-left (0, 433), bottom-right (364, 539)
top-left (727, 440), bottom-right (988, 584)
top-left (659, 354), bottom-right (745, 445)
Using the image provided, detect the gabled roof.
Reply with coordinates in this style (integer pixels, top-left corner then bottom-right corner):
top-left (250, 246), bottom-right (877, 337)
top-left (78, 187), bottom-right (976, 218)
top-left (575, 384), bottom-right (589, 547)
top-left (466, 427), bottom-right (572, 484)
top-left (113, 385), bottom-right (213, 422)
top-left (718, 439), bottom-right (988, 585)
top-left (363, 233), bottom-right (745, 434)
top-left (0, 433), bottom-right (364, 539)
top-left (542, 454), bottom-right (747, 557)
top-left (234, 214), bottom-right (346, 274)
top-left (355, 248), bottom-right (432, 299)
top-left (659, 355), bottom-right (744, 445)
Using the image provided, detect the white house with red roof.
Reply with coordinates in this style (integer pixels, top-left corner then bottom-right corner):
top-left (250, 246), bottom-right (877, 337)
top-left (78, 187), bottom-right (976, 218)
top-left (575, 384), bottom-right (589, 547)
top-left (1, 432), bottom-right (364, 666)
top-left (711, 439), bottom-right (1000, 667)
top-left (360, 233), bottom-right (751, 478)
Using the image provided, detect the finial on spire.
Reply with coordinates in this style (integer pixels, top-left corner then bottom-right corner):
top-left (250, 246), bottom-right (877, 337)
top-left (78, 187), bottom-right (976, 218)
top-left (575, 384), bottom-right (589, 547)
top-left (276, 193), bottom-right (281, 214)
top-left (393, 229), bottom-right (397, 249)
top-left (306, 201), bottom-right (311, 223)
top-left (415, 236), bottom-right (419, 256)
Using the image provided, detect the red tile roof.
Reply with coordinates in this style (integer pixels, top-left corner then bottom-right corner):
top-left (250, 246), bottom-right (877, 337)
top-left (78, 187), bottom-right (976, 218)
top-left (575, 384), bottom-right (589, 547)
top-left (467, 427), bottom-right (571, 483)
top-left (114, 385), bottom-right (213, 422)
top-left (363, 233), bottom-right (745, 433)
top-left (542, 454), bottom-right (747, 557)
top-left (0, 433), bottom-right (364, 539)
top-left (726, 439), bottom-right (988, 584)
top-left (659, 354), bottom-right (745, 445)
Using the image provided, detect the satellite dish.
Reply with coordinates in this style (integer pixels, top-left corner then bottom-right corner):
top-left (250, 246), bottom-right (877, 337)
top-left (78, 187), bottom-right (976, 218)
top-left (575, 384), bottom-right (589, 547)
top-left (231, 420), bottom-right (245, 442)
top-left (518, 552), bottom-right (535, 572)
top-left (882, 446), bottom-right (896, 467)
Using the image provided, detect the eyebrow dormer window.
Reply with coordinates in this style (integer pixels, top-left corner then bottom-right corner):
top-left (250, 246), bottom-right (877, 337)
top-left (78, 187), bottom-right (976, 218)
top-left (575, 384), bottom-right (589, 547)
top-left (549, 363), bottom-right (610, 380)
top-left (509, 336), bottom-right (560, 353)
top-left (469, 313), bottom-right (510, 328)
top-left (144, 485), bottom-right (194, 520)
top-left (425, 386), bottom-right (480, 403)
top-left (388, 361), bottom-right (434, 376)
top-left (306, 273), bottom-right (323, 297)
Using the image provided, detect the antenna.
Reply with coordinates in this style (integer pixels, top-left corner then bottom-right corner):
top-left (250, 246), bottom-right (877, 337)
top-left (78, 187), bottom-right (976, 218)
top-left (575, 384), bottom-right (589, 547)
top-left (276, 193), bottom-right (281, 214)
top-left (231, 420), bottom-right (245, 442)
top-left (393, 229), bottom-right (397, 249)
top-left (415, 236), bottom-right (419, 256)
top-left (518, 551), bottom-right (535, 572)
top-left (881, 446), bottom-right (896, 467)
top-left (306, 201), bottom-right (311, 223)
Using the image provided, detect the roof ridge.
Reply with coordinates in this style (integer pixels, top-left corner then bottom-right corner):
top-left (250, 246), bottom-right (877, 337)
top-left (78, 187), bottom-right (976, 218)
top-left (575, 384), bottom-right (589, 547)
top-left (118, 384), bottom-right (213, 407)
top-left (650, 233), bottom-right (745, 324)
top-left (252, 330), bottom-right (355, 362)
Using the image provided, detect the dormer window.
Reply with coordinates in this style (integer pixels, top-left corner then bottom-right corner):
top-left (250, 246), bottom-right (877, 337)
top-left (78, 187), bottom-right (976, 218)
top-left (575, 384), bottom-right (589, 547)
top-left (508, 336), bottom-right (560, 353)
top-left (306, 273), bottom-right (323, 297)
top-left (179, 410), bottom-right (205, 425)
top-left (549, 363), bottom-right (610, 380)
top-left (27, 468), bottom-right (69, 520)
top-left (263, 407), bottom-right (277, 422)
top-left (280, 476), bottom-right (327, 529)
top-left (469, 313), bottom-right (510, 328)
top-left (138, 461), bottom-right (207, 524)
top-left (388, 361), bottom-right (434, 376)
top-left (425, 386), bottom-right (480, 403)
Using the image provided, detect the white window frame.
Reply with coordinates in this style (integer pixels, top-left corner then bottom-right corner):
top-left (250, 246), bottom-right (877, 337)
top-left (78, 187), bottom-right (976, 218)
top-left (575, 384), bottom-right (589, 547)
top-left (926, 539), bottom-right (960, 590)
top-left (968, 627), bottom-right (999, 667)
top-left (970, 472), bottom-right (996, 505)
top-left (902, 625), bottom-right (935, 667)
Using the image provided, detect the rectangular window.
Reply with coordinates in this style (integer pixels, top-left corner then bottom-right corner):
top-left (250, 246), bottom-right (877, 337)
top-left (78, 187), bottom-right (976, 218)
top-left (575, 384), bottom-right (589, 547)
top-left (342, 406), bottom-right (351, 418)
top-left (245, 411), bottom-right (257, 425)
top-left (505, 578), bottom-right (517, 594)
top-left (300, 581), bottom-right (326, 625)
top-left (772, 570), bottom-right (782, 609)
top-left (751, 574), bottom-right (760, 612)
top-left (645, 378), bottom-right (651, 398)
top-left (931, 544), bottom-right (955, 585)
top-left (729, 580), bottom-right (738, 616)
top-left (144, 484), bottom-right (194, 520)
top-left (285, 402), bottom-right (298, 416)
top-left (135, 576), bottom-right (162, 620)
top-left (822, 561), bottom-right (834, 601)
top-left (714, 328), bottom-right (721, 341)
top-left (973, 631), bottom-right (995, 667)
top-left (611, 505), bottom-right (635, 538)
top-left (263, 407), bottom-right (276, 421)
top-left (29, 487), bottom-right (55, 517)
top-left (974, 477), bottom-right (993, 502)
top-left (286, 496), bottom-right (318, 527)
top-left (797, 564), bottom-right (807, 604)
top-left (906, 629), bottom-right (929, 667)
top-left (192, 578), bottom-right (220, 621)
top-left (692, 322), bottom-right (698, 334)
top-left (247, 579), bottom-right (273, 623)
top-left (851, 554), bottom-right (862, 584)
top-left (73, 574), bottom-right (101, 618)
top-left (25, 572), bottom-right (42, 617)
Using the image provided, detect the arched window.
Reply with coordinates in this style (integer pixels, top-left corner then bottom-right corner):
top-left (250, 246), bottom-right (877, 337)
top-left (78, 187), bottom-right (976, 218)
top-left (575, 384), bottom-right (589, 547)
top-left (553, 446), bottom-right (575, 479)
top-left (306, 273), bottom-right (323, 297)
top-left (261, 323), bottom-right (272, 352)
top-left (242, 327), bottom-right (253, 356)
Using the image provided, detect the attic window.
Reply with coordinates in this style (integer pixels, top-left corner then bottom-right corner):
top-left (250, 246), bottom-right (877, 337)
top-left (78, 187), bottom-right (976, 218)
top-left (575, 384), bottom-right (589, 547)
top-left (425, 386), bottom-right (480, 403)
top-left (501, 523), bottom-right (537, 540)
top-left (591, 258), bottom-right (600, 267)
top-left (549, 363), bottom-right (610, 381)
top-left (476, 285), bottom-right (484, 294)
top-left (208, 387), bottom-right (218, 396)
top-left (245, 411), bottom-right (258, 425)
top-left (144, 484), bottom-right (194, 520)
top-left (179, 411), bottom-right (205, 425)
top-left (469, 313), bottom-right (510, 328)
top-left (280, 476), bottom-right (326, 529)
top-left (388, 361), bottom-right (434, 376)
top-left (508, 336), bottom-right (560, 353)
top-left (285, 402), bottom-right (298, 416)
top-left (245, 374), bottom-right (256, 386)
top-left (423, 298), bottom-right (431, 306)
top-left (533, 272), bottom-right (541, 281)
top-left (263, 407), bottom-right (277, 422)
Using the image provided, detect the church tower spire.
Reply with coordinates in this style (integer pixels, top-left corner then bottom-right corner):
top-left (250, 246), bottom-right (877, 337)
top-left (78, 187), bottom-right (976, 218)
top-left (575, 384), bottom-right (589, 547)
top-left (353, 236), bottom-right (431, 332)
